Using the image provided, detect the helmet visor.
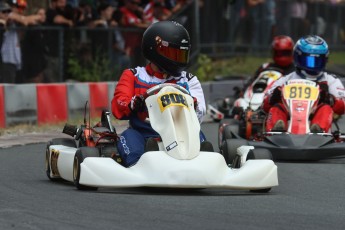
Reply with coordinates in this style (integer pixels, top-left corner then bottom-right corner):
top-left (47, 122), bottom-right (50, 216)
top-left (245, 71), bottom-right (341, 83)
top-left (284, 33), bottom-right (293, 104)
top-left (296, 54), bottom-right (327, 71)
top-left (156, 41), bottom-right (190, 64)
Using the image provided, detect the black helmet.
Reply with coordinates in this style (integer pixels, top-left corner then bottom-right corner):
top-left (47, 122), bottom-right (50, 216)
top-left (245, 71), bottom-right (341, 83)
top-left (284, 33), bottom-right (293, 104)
top-left (142, 21), bottom-right (191, 76)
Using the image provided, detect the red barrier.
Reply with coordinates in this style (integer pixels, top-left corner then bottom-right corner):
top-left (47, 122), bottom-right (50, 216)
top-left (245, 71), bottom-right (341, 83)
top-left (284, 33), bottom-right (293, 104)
top-left (89, 82), bottom-right (109, 117)
top-left (0, 85), bottom-right (5, 128)
top-left (37, 84), bottom-right (68, 125)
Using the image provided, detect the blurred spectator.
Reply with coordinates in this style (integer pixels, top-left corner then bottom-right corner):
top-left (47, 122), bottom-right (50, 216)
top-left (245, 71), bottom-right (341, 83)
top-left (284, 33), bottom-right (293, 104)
top-left (164, 0), bottom-right (189, 24)
top-left (0, 0), bottom-right (42, 83)
top-left (120, 0), bottom-right (150, 66)
top-left (45, 0), bottom-right (76, 82)
top-left (111, 6), bottom-right (130, 76)
top-left (75, 0), bottom-right (95, 27)
top-left (289, 0), bottom-right (309, 41)
top-left (247, 0), bottom-right (276, 52)
top-left (143, 0), bottom-right (172, 23)
top-left (0, 1), bottom-right (11, 83)
top-left (21, 8), bottom-right (48, 83)
top-left (164, 0), bottom-right (187, 14)
top-left (90, 2), bottom-right (115, 58)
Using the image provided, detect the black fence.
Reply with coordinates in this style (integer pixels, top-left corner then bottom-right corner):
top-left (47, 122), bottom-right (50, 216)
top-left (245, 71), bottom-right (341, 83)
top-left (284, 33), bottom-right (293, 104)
top-left (1, 0), bottom-right (345, 83)
top-left (199, 0), bottom-right (345, 58)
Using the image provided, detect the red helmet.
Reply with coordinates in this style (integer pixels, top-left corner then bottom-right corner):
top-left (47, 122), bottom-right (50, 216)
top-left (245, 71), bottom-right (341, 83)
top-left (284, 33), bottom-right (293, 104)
top-left (272, 35), bottom-right (294, 67)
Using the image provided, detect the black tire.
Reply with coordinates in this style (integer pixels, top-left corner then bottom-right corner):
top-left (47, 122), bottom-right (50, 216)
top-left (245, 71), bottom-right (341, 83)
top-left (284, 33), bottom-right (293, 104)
top-left (218, 119), bottom-right (239, 150)
top-left (246, 148), bottom-right (273, 161)
top-left (221, 139), bottom-right (247, 164)
top-left (247, 148), bottom-right (273, 193)
top-left (49, 138), bottom-right (77, 148)
top-left (200, 141), bottom-right (214, 152)
top-left (45, 138), bottom-right (77, 181)
top-left (73, 147), bottom-right (100, 191)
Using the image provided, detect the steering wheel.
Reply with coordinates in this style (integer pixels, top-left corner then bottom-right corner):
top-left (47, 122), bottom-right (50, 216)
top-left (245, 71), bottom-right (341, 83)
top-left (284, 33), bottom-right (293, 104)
top-left (145, 83), bottom-right (190, 97)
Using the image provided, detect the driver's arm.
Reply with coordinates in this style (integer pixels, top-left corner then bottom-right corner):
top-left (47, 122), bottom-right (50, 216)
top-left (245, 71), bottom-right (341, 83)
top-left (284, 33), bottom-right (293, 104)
top-left (187, 76), bottom-right (206, 123)
top-left (327, 77), bottom-right (345, 115)
top-left (111, 69), bottom-right (136, 119)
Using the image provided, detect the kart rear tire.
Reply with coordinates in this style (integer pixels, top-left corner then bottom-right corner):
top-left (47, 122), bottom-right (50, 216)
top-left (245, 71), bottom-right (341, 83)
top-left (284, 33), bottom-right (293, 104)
top-left (218, 119), bottom-right (239, 150)
top-left (73, 147), bottom-right (99, 191)
top-left (45, 138), bottom-right (77, 181)
top-left (222, 139), bottom-right (247, 164)
top-left (247, 149), bottom-right (273, 193)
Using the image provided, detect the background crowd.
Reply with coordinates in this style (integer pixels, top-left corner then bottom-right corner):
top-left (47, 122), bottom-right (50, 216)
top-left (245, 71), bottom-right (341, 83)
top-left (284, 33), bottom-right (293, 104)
top-left (200, 0), bottom-right (345, 57)
top-left (0, 0), bottom-right (194, 84)
top-left (0, 0), bottom-right (345, 84)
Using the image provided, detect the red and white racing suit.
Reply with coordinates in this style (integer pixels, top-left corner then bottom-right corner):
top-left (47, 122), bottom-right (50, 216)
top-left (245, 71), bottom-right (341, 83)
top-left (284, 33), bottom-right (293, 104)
top-left (112, 64), bottom-right (206, 124)
top-left (111, 64), bottom-right (206, 167)
top-left (263, 71), bottom-right (345, 132)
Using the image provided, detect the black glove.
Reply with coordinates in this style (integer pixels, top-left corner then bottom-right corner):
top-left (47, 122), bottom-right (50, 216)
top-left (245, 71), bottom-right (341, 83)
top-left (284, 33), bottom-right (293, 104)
top-left (129, 94), bottom-right (146, 112)
top-left (269, 87), bottom-right (282, 105)
top-left (318, 82), bottom-right (334, 106)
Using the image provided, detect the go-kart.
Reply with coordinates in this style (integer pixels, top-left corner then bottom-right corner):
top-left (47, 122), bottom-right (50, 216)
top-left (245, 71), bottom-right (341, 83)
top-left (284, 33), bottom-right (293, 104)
top-left (46, 83), bottom-right (278, 192)
top-left (218, 69), bottom-right (283, 148)
top-left (220, 79), bottom-right (345, 163)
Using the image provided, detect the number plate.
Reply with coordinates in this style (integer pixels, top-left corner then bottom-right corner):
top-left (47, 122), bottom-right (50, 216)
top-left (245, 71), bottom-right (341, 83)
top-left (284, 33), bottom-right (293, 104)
top-left (283, 84), bottom-right (319, 100)
top-left (158, 92), bottom-right (189, 112)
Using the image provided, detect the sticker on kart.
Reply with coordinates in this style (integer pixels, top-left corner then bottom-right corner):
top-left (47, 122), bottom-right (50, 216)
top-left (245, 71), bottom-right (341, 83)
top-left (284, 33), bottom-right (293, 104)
top-left (158, 92), bottom-right (189, 112)
top-left (283, 83), bottom-right (319, 100)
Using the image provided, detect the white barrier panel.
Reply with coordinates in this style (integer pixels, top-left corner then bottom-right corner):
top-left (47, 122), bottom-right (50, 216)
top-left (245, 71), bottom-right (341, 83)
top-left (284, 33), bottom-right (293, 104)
top-left (67, 83), bottom-right (90, 120)
top-left (4, 84), bottom-right (37, 126)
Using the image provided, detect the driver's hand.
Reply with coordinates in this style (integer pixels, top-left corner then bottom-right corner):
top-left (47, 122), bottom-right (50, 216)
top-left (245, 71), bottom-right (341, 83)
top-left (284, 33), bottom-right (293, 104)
top-left (318, 82), bottom-right (334, 106)
top-left (193, 97), bottom-right (198, 111)
top-left (129, 94), bottom-right (146, 112)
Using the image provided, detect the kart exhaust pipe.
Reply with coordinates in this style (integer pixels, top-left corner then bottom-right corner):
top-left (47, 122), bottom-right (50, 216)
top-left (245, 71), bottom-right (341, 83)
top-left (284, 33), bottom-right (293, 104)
top-left (63, 123), bottom-right (78, 137)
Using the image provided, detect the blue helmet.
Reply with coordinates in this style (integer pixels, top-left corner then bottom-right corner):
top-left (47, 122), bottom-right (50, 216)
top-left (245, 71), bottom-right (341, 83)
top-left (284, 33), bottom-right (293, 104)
top-left (293, 35), bottom-right (329, 78)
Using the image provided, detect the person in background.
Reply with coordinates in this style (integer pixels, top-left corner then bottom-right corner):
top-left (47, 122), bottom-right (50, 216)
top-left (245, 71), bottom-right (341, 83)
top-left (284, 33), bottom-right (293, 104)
top-left (143, 0), bottom-right (172, 23)
top-left (119, 0), bottom-right (150, 67)
top-left (111, 21), bottom-right (208, 167)
top-left (21, 8), bottom-right (48, 83)
top-left (45, 0), bottom-right (76, 82)
top-left (252, 35), bottom-right (295, 81)
top-left (263, 35), bottom-right (345, 133)
top-left (0, 0), bottom-right (42, 83)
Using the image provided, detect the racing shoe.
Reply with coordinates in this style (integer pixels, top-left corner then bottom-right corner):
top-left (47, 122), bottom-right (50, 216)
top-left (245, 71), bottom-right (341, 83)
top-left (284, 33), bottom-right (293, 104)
top-left (310, 124), bottom-right (323, 133)
top-left (272, 120), bottom-right (285, 132)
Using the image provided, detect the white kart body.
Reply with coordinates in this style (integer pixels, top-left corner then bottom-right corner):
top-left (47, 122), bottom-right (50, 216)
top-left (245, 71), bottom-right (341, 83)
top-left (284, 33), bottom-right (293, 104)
top-left (47, 85), bottom-right (278, 190)
top-left (234, 70), bottom-right (283, 111)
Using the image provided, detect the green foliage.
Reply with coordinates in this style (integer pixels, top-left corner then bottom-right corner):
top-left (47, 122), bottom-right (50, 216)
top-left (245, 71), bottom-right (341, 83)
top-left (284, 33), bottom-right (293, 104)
top-left (194, 54), bottom-right (270, 81)
top-left (194, 52), bottom-right (345, 81)
top-left (195, 54), bottom-right (214, 82)
top-left (67, 48), bottom-right (114, 82)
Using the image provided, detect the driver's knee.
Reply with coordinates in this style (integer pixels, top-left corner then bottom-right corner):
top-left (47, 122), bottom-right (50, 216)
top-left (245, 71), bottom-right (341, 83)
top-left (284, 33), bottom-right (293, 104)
top-left (117, 128), bottom-right (145, 167)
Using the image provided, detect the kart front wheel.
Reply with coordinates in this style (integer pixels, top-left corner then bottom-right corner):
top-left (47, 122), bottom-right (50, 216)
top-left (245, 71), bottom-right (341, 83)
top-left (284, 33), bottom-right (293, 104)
top-left (73, 147), bottom-right (99, 191)
top-left (247, 148), bottom-right (273, 193)
top-left (46, 138), bottom-right (77, 181)
top-left (218, 119), bottom-right (239, 150)
top-left (222, 139), bottom-right (247, 164)
top-left (246, 148), bottom-right (273, 161)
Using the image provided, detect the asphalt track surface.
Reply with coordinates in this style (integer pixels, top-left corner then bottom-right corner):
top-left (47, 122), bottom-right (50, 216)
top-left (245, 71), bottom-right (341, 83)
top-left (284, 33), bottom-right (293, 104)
top-left (1, 122), bottom-right (345, 230)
